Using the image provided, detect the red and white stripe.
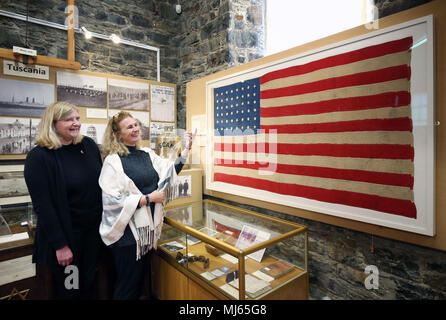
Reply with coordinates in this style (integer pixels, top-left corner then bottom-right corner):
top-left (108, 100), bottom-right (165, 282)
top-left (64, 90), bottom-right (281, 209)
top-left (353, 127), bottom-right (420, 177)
top-left (213, 37), bottom-right (416, 218)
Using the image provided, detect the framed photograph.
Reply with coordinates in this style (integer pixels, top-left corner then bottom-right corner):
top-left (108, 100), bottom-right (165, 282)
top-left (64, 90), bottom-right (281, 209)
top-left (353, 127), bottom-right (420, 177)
top-left (56, 72), bottom-right (107, 108)
top-left (0, 78), bottom-right (54, 117)
top-left (108, 78), bottom-right (149, 111)
top-left (150, 84), bottom-right (175, 122)
top-left (168, 175), bottom-right (192, 200)
top-left (206, 15), bottom-right (435, 236)
top-left (0, 117), bottom-right (40, 155)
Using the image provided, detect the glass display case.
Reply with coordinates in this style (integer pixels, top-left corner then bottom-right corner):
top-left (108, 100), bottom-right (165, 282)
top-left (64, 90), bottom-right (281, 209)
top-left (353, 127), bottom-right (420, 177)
top-left (0, 203), bottom-right (35, 250)
top-left (157, 199), bottom-right (308, 300)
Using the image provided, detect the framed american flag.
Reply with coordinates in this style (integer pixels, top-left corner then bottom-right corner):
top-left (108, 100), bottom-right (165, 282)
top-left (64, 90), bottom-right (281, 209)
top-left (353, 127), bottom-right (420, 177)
top-left (205, 15), bottom-right (435, 236)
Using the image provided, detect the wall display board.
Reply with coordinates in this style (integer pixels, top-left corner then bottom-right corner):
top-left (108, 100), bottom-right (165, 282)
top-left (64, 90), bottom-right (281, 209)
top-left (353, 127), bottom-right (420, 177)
top-left (204, 16), bottom-right (435, 236)
top-left (0, 61), bottom-right (176, 160)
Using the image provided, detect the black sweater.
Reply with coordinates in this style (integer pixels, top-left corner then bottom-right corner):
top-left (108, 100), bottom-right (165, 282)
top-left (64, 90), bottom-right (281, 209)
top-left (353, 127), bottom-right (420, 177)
top-left (24, 137), bottom-right (102, 265)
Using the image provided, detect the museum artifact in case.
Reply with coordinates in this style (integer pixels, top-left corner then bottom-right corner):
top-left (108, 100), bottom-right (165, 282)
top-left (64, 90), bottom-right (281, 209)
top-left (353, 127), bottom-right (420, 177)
top-left (154, 199), bottom-right (308, 300)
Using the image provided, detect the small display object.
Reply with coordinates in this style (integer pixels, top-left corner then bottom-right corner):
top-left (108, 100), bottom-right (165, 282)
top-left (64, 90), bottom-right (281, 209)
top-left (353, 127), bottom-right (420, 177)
top-left (260, 260), bottom-right (294, 279)
top-left (158, 200), bottom-right (308, 300)
top-left (160, 240), bottom-right (185, 252)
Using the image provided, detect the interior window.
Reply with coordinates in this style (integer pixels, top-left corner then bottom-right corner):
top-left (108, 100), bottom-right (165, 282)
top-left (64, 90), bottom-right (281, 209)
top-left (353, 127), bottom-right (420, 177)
top-left (265, 0), bottom-right (377, 56)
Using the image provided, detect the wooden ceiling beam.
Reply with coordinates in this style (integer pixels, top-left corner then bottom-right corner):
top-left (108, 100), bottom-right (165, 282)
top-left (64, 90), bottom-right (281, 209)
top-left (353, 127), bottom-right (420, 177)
top-left (0, 48), bottom-right (81, 70)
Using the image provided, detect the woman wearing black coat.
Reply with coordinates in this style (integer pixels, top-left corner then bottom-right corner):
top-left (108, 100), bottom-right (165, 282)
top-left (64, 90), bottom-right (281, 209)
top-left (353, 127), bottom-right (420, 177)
top-left (24, 102), bottom-right (103, 299)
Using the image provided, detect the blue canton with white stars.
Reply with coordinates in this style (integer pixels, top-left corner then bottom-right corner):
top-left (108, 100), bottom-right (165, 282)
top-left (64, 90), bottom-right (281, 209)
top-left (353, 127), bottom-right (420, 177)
top-left (214, 78), bottom-right (261, 136)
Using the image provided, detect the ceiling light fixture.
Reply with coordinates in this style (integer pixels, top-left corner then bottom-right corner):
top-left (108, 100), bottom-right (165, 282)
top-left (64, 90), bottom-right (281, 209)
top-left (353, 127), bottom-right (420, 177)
top-left (80, 26), bottom-right (92, 39)
top-left (110, 33), bottom-right (121, 44)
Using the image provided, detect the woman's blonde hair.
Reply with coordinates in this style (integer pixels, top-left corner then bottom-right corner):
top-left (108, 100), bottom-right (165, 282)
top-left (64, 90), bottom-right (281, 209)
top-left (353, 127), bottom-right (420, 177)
top-left (34, 101), bottom-right (83, 149)
top-left (102, 111), bottom-right (141, 157)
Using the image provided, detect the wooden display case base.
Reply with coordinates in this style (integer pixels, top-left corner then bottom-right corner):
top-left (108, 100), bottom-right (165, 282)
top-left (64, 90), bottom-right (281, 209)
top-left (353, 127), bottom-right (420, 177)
top-left (151, 249), bottom-right (308, 300)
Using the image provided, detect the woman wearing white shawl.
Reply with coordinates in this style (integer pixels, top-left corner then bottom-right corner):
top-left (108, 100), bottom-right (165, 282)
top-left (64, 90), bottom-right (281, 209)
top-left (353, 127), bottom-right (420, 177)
top-left (99, 111), bottom-right (193, 300)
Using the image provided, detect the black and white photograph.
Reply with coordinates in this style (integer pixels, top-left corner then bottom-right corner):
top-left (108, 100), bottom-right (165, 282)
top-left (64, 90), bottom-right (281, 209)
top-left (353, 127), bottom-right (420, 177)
top-left (169, 174), bottom-right (192, 200)
top-left (80, 123), bottom-right (107, 147)
top-left (0, 117), bottom-right (40, 155)
top-left (0, 166), bottom-right (28, 199)
top-left (150, 84), bottom-right (175, 121)
top-left (108, 78), bottom-right (149, 111)
top-left (150, 121), bottom-right (175, 149)
top-left (0, 78), bottom-right (54, 117)
top-left (56, 71), bottom-right (107, 108)
top-left (108, 109), bottom-right (150, 140)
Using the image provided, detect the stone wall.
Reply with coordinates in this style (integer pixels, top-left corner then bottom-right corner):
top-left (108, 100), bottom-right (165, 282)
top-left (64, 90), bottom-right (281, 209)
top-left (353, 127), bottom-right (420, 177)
top-left (0, 0), bottom-right (176, 81)
top-left (0, 0), bottom-right (263, 129)
top-left (173, 0), bottom-right (265, 130)
top-left (0, 0), bottom-right (444, 300)
top-left (375, 0), bottom-right (434, 18)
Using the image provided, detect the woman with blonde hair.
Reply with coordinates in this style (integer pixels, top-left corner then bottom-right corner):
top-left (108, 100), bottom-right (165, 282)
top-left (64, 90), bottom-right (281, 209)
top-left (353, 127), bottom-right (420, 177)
top-left (24, 102), bottom-right (103, 299)
top-left (99, 111), bottom-right (194, 300)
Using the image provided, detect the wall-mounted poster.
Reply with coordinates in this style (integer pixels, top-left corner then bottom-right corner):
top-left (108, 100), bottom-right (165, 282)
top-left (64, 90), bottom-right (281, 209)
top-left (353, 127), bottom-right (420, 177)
top-left (80, 123), bottom-right (107, 147)
top-left (150, 84), bottom-right (175, 122)
top-left (206, 16), bottom-right (435, 236)
top-left (56, 72), bottom-right (107, 108)
top-left (108, 78), bottom-right (149, 111)
top-left (150, 121), bottom-right (175, 149)
top-left (108, 109), bottom-right (150, 140)
top-left (0, 117), bottom-right (40, 155)
top-left (0, 78), bottom-right (54, 117)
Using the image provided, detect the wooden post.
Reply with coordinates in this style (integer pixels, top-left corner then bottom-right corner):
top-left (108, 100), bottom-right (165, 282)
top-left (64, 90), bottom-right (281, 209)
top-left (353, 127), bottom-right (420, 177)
top-left (67, 0), bottom-right (75, 61)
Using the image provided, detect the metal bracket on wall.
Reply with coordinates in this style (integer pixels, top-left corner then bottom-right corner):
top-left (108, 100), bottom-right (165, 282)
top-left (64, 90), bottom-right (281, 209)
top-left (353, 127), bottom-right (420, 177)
top-left (0, 9), bottom-right (161, 81)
